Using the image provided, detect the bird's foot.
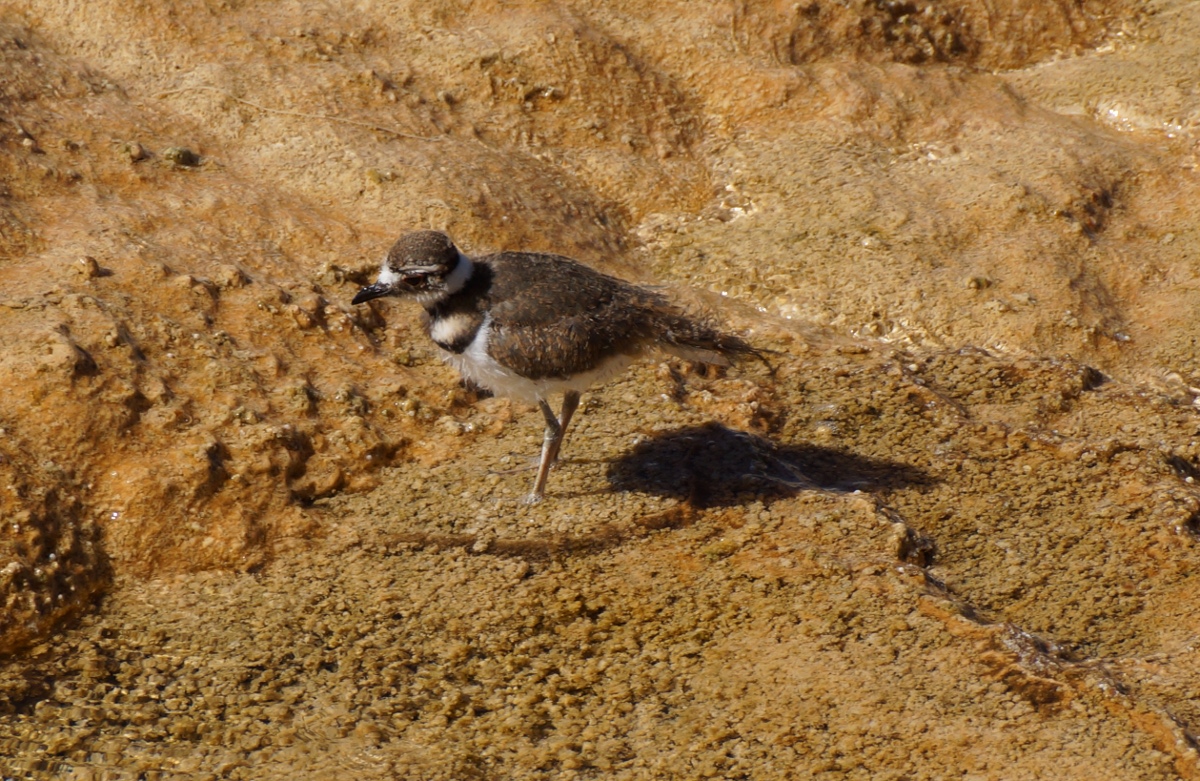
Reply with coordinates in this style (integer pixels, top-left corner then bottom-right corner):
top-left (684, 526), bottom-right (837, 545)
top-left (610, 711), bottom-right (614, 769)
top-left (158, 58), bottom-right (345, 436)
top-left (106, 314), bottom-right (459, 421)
top-left (519, 491), bottom-right (545, 505)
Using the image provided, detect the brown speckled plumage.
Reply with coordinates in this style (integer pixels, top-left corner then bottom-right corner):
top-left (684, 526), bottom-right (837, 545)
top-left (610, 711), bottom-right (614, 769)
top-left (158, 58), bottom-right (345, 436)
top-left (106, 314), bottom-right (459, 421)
top-left (452, 251), bottom-right (758, 379)
top-left (352, 231), bottom-right (764, 500)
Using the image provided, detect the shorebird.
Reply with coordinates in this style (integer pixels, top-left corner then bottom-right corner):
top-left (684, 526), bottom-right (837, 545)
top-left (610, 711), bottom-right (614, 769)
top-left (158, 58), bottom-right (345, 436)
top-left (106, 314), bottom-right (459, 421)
top-left (352, 230), bottom-right (763, 501)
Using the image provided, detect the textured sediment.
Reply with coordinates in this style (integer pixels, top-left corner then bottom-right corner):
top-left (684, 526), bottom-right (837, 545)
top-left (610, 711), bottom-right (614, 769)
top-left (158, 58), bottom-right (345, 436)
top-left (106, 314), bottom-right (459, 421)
top-left (3, 0), bottom-right (1200, 778)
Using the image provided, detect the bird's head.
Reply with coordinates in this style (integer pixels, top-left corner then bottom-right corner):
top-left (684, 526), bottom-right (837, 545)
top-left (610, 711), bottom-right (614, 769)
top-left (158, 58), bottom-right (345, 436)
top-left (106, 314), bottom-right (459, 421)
top-left (352, 230), bottom-right (471, 307)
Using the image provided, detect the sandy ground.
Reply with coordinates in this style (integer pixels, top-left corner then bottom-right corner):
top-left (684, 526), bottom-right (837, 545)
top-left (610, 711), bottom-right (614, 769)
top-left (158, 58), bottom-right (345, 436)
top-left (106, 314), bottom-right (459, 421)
top-left (3, 0), bottom-right (1200, 778)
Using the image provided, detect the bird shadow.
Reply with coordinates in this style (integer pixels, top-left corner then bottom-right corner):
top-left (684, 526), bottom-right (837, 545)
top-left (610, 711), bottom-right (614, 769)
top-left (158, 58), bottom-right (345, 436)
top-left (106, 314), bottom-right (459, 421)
top-left (606, 422), bottom-right (933, 507)
top-left (377, 424), bottom-right (932, 565)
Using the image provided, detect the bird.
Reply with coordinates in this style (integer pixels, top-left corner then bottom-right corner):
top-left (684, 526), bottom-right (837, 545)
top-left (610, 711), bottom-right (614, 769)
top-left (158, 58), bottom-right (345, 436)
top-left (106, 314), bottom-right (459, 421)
top-left (352, 230), bottom-right (764, 501)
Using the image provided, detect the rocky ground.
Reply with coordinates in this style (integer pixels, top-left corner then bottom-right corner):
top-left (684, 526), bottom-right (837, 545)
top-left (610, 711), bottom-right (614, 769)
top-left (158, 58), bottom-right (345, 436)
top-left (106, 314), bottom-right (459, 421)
top-left (2, 0), bottom-right (1200, 778)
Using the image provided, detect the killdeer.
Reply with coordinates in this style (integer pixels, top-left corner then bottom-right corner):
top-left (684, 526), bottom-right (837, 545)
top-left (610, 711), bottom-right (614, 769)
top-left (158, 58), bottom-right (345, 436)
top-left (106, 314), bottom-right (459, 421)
top-left (352, 230), bottom-right (764, 501)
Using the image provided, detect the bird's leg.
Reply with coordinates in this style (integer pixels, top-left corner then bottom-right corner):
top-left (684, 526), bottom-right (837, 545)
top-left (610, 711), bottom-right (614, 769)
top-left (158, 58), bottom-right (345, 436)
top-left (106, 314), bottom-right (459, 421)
top-left (549, 391), bottom-right (580, 466)
top-left (528, 391), bottom-right (581, 501)
top-left (529, 399), bottom-right (562, 502)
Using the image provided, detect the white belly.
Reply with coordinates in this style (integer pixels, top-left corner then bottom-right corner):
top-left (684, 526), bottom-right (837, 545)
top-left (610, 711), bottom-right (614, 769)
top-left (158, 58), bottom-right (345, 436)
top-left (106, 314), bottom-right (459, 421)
top-left (441, 316), bottom-right (635, 404)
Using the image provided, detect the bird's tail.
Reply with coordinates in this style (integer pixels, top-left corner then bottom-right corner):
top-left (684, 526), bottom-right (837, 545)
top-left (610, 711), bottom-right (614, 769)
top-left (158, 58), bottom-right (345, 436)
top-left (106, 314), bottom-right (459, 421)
top-left (656, 313), bottom-right (773, 373)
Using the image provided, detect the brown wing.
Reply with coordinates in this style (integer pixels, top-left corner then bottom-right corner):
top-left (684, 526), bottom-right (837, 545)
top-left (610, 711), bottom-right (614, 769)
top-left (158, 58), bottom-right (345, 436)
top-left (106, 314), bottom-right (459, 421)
top-left (483, 251), bottom-right (766, 379)
top-left (483, 253), bottom-right (660, 380)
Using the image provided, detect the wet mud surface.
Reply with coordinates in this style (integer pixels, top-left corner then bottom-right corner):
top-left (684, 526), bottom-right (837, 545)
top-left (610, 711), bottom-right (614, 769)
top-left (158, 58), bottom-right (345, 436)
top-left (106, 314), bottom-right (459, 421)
top-left (3, 0), bottom-right (1200, 778)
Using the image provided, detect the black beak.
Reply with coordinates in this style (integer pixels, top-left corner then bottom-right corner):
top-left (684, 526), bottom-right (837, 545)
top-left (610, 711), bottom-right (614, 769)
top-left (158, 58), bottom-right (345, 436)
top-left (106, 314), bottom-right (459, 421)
top-left (352, 282), bottom-right (390, 305)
